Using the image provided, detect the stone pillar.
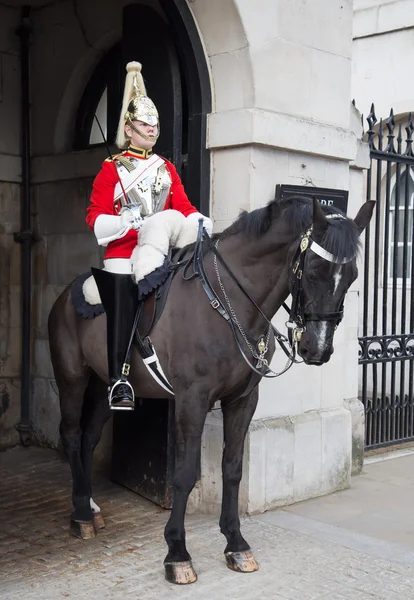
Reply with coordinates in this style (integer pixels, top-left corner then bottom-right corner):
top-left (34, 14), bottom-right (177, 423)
top-left (347, 103), bottom-right (371, 475)
top-left (352, 0), bottom-right (414, 117)
top-left (188, 0), bottom-right (368, 514)
top-left (0, 6), bottom-right (22, 450)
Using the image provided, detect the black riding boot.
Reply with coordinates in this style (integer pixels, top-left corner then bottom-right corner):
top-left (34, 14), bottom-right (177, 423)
top-left (91, 268), bottom-right (138, 410)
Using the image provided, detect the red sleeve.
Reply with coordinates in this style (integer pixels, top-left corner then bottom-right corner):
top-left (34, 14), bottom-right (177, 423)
top-left (164, 160), bottom-right (198, 217)
top-left (86, 160), bottom-right (118, 230)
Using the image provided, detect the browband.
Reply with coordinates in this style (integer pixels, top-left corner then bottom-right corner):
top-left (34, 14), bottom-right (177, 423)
top-left (309, 240), bottom-right (352, 265)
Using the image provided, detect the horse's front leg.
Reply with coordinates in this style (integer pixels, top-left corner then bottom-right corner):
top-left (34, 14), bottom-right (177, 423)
top-left (164, 393), bottom-right (209, 585)
top-left (220, 387), bottom-right (259, 573)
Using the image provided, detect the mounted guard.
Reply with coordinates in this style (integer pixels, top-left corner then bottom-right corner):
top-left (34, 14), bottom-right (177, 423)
top-left (51, 191), bottom-right (374, 581)
top-left (86, 61), bottom-right (212, 411)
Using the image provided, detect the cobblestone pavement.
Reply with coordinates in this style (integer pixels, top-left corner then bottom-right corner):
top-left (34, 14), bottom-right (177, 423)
top-left (2, 447), bottom-right (414, 600)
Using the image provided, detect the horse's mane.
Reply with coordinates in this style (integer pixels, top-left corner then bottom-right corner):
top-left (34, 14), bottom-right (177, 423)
top-left (217, 196), bottom-right (360, 261)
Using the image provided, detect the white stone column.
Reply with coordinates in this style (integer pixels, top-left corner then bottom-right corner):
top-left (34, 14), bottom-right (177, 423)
top-left (347, 104), bottom-right (371, 476)
top-left (188, 0), bottom-right (369, 514)
top-left (352, 0), bottom-right (414, 117)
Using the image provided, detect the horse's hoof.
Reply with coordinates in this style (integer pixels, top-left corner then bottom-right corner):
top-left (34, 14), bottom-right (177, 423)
top-left (225, 550), bottom-right (259, 573)
top-left (70, 518), bottom-right (96, 540)
top-left (93, 511), bottom-right (106, 530)
top-left (164, 561), bottom-right (198, 584)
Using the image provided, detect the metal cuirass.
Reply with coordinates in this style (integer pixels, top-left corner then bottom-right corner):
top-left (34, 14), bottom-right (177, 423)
top-left (113, 154), bottom-right (172, 217)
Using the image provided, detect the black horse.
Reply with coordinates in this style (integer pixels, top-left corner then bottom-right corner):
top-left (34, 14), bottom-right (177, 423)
top-left (48, 196), bottom-right (374, 584)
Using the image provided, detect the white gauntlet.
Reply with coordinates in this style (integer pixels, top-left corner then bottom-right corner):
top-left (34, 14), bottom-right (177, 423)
top-left (94, 208), bottom-right (143, 246)
top-left (186, 212), bottom-right (213, 235)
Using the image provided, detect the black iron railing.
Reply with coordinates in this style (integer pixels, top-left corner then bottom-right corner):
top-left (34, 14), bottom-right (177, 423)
top-left (359, 104), bottom-right (414, 449)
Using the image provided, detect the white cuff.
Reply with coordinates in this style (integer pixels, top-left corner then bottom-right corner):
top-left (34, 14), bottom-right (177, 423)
top-left (94, 214), bottom-right (131, 246)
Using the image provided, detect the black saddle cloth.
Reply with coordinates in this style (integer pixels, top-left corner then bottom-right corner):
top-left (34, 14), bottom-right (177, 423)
top-left (71, 272), bottom-right (105, 319)
top-left (71, 257), bottom-right (175, 321)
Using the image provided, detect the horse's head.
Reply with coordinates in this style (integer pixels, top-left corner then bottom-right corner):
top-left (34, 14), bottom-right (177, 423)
top-left (289, 198), bottom-right (375, 366)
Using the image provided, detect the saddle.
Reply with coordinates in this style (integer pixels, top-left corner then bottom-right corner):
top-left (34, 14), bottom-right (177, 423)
top-left (71, 248), bottom-right (189, 343)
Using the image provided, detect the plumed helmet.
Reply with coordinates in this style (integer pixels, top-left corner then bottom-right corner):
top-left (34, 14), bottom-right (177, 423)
top-left (115, 62), bottom-right (159, 149)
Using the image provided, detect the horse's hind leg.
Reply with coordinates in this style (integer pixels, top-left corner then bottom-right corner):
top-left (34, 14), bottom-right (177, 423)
top-left (59, 372), bottom-right (96, 539)
top-left (164, 392), bottom-right (210, 585)
top-left (80, 374), bottom-right (111, 530)
top-left (220, 387), bottom-right (259, 573)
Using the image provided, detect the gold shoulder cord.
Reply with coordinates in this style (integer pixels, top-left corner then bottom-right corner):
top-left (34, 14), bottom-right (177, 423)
top-left (117, 156), bottom-right (136, 172)
top-left (105, 152), bottom-right (122, 163)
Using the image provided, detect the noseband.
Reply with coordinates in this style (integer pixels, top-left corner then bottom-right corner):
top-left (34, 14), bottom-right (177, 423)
top-left (286, 218), bottom-right (351, 344)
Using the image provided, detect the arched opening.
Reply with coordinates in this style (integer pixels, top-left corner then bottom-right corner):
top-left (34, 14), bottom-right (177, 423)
top-left (74, 42), bottom-right (123, 150)
top-left (73, 1), bottom-right (211, 214)
top-left (69, 1), bottom-right (212, 506)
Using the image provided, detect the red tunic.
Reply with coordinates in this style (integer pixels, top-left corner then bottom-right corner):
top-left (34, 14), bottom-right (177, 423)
top-left (86, 149), bottom-right (198, 259)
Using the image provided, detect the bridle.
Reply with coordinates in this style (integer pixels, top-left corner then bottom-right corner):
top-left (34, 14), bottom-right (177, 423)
top-left (180, 216), bottom-right (353, 380)
top-left (285, 218), bottom-right (352, 346)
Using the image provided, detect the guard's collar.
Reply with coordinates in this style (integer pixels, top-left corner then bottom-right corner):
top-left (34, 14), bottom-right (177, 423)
top-left (127, 145), bottom-right (153, 159)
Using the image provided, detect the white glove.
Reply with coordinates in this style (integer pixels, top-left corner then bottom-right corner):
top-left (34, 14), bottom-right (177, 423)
top-left (186, 212), bottom-right (213, 235)
top-left (201, 216), bottom-right (213, 235)
top-left (120, 207), bottom-right (143, 231)
top-left (94, 209), bottom-right (142, 247)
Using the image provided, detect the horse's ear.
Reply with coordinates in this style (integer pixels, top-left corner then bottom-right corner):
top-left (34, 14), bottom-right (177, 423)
top-left (312, 196), bottom-right (328, 235)
top-left (353, 200), bottom-right (376, 235)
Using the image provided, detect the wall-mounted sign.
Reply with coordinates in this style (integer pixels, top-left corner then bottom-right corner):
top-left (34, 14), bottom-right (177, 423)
top-left (275, 184), bottom-right (349, 215)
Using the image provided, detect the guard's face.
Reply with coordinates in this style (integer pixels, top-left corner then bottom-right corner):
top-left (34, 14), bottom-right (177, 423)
top-left (125, 120), bottom-right (159, 150)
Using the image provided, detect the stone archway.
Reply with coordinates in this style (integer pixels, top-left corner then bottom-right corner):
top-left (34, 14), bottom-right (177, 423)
top-left (184, 0), bottom-right (254, 113)
top-left (53, 31), bottom-right (120, 154)
top-left (29, 0), bottom-right (221, 466)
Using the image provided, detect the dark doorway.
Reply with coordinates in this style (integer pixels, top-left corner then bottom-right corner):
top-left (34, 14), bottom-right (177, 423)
top-left (75, 1), bottom-right (210, 215)
top-left (111, 1), bottom-right (211, 508)
top-left (122, 5), bottom-right (183, 170)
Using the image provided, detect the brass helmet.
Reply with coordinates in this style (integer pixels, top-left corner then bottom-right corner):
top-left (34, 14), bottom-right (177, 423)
top-left (115, 62), bottom-right (159, 149)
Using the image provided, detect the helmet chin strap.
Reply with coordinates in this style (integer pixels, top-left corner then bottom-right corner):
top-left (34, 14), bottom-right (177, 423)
top-left (127, 118), bottom-right (160, 143)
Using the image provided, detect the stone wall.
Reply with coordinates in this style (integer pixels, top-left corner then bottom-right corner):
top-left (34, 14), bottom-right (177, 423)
top-left (30, 172), bottom-right (102, 447)
top-left (0, 4), bottom-right (21, 449)
top-left (352, 0), bottom-right (414, 116)
top-left (0, 182), bottom-right (22, 449)
top-left (0, 0), bottom-right (186, 459)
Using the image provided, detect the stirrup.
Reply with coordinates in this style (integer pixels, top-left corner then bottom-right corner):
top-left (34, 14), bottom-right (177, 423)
top-left (108, 379), bottom-right (135, 411)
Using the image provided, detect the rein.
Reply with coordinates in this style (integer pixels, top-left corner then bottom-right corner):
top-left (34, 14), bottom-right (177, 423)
top-left (181, 221), bottom-right (296, 379)
top-left (179, 216), bottom-right (352, 381)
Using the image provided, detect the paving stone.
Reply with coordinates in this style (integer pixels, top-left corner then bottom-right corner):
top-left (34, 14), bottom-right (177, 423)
top-left (2, 447), bottom-right (414, 599)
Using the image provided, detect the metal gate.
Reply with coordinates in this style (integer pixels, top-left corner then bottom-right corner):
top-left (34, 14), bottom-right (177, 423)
top-left (359, 105), bottom-right (414, 449)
